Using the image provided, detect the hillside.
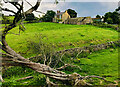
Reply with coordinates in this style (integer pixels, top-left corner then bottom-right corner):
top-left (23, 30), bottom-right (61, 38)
top-left (2, 22), bottom-right (119, 86)
top-left (6, 22), bottom-right (118, 57)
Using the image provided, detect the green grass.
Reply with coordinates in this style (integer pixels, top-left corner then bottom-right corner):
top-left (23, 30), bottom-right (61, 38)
top-left (8, 16), bottom-right (15, 20)
top-left (2, 67), bottom-right (46, 86)
top-left (6, 22), bottom-right (118, 57)
top-left (60, 47), bottom-right (119, 85)
top-left (79, 48), bottom-right (118, 80)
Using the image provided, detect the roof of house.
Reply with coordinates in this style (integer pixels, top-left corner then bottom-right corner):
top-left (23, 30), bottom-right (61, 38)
top-left (56, 12), bottom-right (65, 15)
top-left (92, 18), bottom-right (101, 20)
top-left (65, 16), bottom-right (93, 23)
top-left (68, 17), bottom-right (91, 21)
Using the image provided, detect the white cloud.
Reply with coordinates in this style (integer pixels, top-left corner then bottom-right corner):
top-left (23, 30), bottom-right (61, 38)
top-left (99, 2), bottom-right (118, 12)
top-left (33, 2), bottom-right (67, 17)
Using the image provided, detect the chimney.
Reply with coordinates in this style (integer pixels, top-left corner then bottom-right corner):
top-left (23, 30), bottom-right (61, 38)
top-left (57, 10), bottom-right (60, 14)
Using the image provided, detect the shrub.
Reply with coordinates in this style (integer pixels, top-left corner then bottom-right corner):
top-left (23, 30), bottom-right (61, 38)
top-left (93, 22), bottom-right (119, 31)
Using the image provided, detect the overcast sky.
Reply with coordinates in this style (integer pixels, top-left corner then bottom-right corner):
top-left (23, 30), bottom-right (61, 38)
top-left (2, 0), bottom-right (119, 18)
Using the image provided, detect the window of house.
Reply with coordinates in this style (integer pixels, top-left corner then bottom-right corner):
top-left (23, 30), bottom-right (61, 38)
top-left (59, 15), bottom-right (62, 19)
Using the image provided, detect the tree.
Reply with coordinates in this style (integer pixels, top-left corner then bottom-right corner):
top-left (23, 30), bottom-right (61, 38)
top-left (40, 10), bottom-right (56, 22)
top-left (67, 9), bottom-right (77, 18)
top-left (25, 13), bottom-right (35, 22)
top-left (2, 14), bottom-right (12, 24)
top-left (106, 17), bottom-right (113, 24)
top-left (96, 15), bottom-right (101, 18)
top-left (104, 12), bottom-right (112, 23)
top-left (1, 0), bottom-right (106, 86)
top-left (104, 12), bottom-right (120, 24)
top-left (115, 6), bottom-right (120, 11)
top-left (111, 12), bottom-right (120, 24)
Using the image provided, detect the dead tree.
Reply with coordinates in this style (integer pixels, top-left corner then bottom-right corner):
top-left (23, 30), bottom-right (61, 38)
top-left (0, 0), bottom-right (106, 86)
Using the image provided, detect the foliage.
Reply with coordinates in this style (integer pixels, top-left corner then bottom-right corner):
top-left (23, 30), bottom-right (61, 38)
top-left (2, 66), bottom-right (46, 86)
top-left (25, 13), bottom-right (35, 22)
top-left (67, 9), bottom-right (77, 18)
top-left (40, 10), bottom-right (56, 22)
top-left (27, 34), bottom-right (57, 66)
top-left (2, 14), bottom-right (14, 24)
top-left (93, 22), bottom-right (119, 31)
top-left (106, 17), bottom-right (113, 24)
top-left (96, 15), bottom-right (101, 18)
top-left (115, 6), bottom-right (120, 11)
top-left (104, 11), bottom-right (120, 24)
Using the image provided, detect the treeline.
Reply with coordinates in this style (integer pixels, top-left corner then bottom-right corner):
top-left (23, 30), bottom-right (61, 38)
top-left (104, 11), bottom-right (120, 24)
top-left (96, 7), bottom-right (120, 24)
top-left (1, 13), bottom-right (40, 24)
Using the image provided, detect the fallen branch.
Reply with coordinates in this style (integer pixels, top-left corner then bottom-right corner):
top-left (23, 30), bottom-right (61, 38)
top-left (46, 77), bottom-right (57, 86)
top-left (57, 64), bottom-right (82, 71)
top-left (0, 75), bottom-right (4, 82)
top-left (16, 76), bottom-right (33, 81)
top-left (83, 75), bottom-right (107, 82)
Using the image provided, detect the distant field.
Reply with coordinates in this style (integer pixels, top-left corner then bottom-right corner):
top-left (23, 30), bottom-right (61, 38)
top-left (6, 22), bottom-right (118, 57)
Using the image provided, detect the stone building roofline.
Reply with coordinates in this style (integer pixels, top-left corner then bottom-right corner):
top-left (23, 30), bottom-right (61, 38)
top-left (56, 12), bottom-right (65, 15)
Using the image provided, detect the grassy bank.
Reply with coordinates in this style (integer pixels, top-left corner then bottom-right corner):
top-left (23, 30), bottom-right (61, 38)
top-left (6, 22), bottom-right (118, 57)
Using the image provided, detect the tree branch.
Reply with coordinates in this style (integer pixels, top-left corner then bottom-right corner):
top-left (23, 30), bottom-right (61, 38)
top-left (57, 64), bottom-right (81, 71)
top-left (16, 76), bottom-right (33, 81)
top-left (0, 75), bottom-right (4, 82)
top-left (24, 0), bottom-right (45, 14)
top-left (1, 0), bottom-right (42, 60)
top-left (1, 8), bottom-right (16, 14)
top-left (9, 2), bottom-right (20, 10)
top-left (25, 0), bottom-right (42, 15)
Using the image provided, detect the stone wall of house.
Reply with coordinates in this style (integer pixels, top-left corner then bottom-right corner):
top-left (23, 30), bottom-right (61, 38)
top-left (62, 11), bottom-right (70, 23)
top-left (64, 17), bottom-right (93, 25)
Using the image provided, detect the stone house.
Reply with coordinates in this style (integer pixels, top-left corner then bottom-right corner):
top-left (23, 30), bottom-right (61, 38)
top-left (64, 16), bottom-right (93, 25)
top-left (53, 10), bottom-right (70, 23)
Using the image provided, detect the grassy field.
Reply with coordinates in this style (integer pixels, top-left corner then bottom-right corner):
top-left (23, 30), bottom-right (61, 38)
top-left (6, 22), bottom-right (118, 57)
top-left (2, 22), bottom-right (119, 86)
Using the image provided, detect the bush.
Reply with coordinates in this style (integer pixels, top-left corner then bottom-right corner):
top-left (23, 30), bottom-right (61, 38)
top-left (93, 22), bottom-right (119, 31)
top-left (25, 13), bottom-right (35, 21)
top-left (2, 16), bottom-right (13, 24)
top-left (27, 34), bottom-right (59, 67)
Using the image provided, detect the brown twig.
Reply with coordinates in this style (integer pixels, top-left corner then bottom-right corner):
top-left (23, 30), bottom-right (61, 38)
top-left (83, 75), bottom-right (107, 82)
top-left (0, 75), bottom-right (4, 82)
top-left (46, 77), bottom-right (57, 86)
top-left (1, 8), bottom-right (16, 14)
top-left (16, 76), bottom-right (33, 81)
top-left (57, 64), bottom-right (82, 70)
